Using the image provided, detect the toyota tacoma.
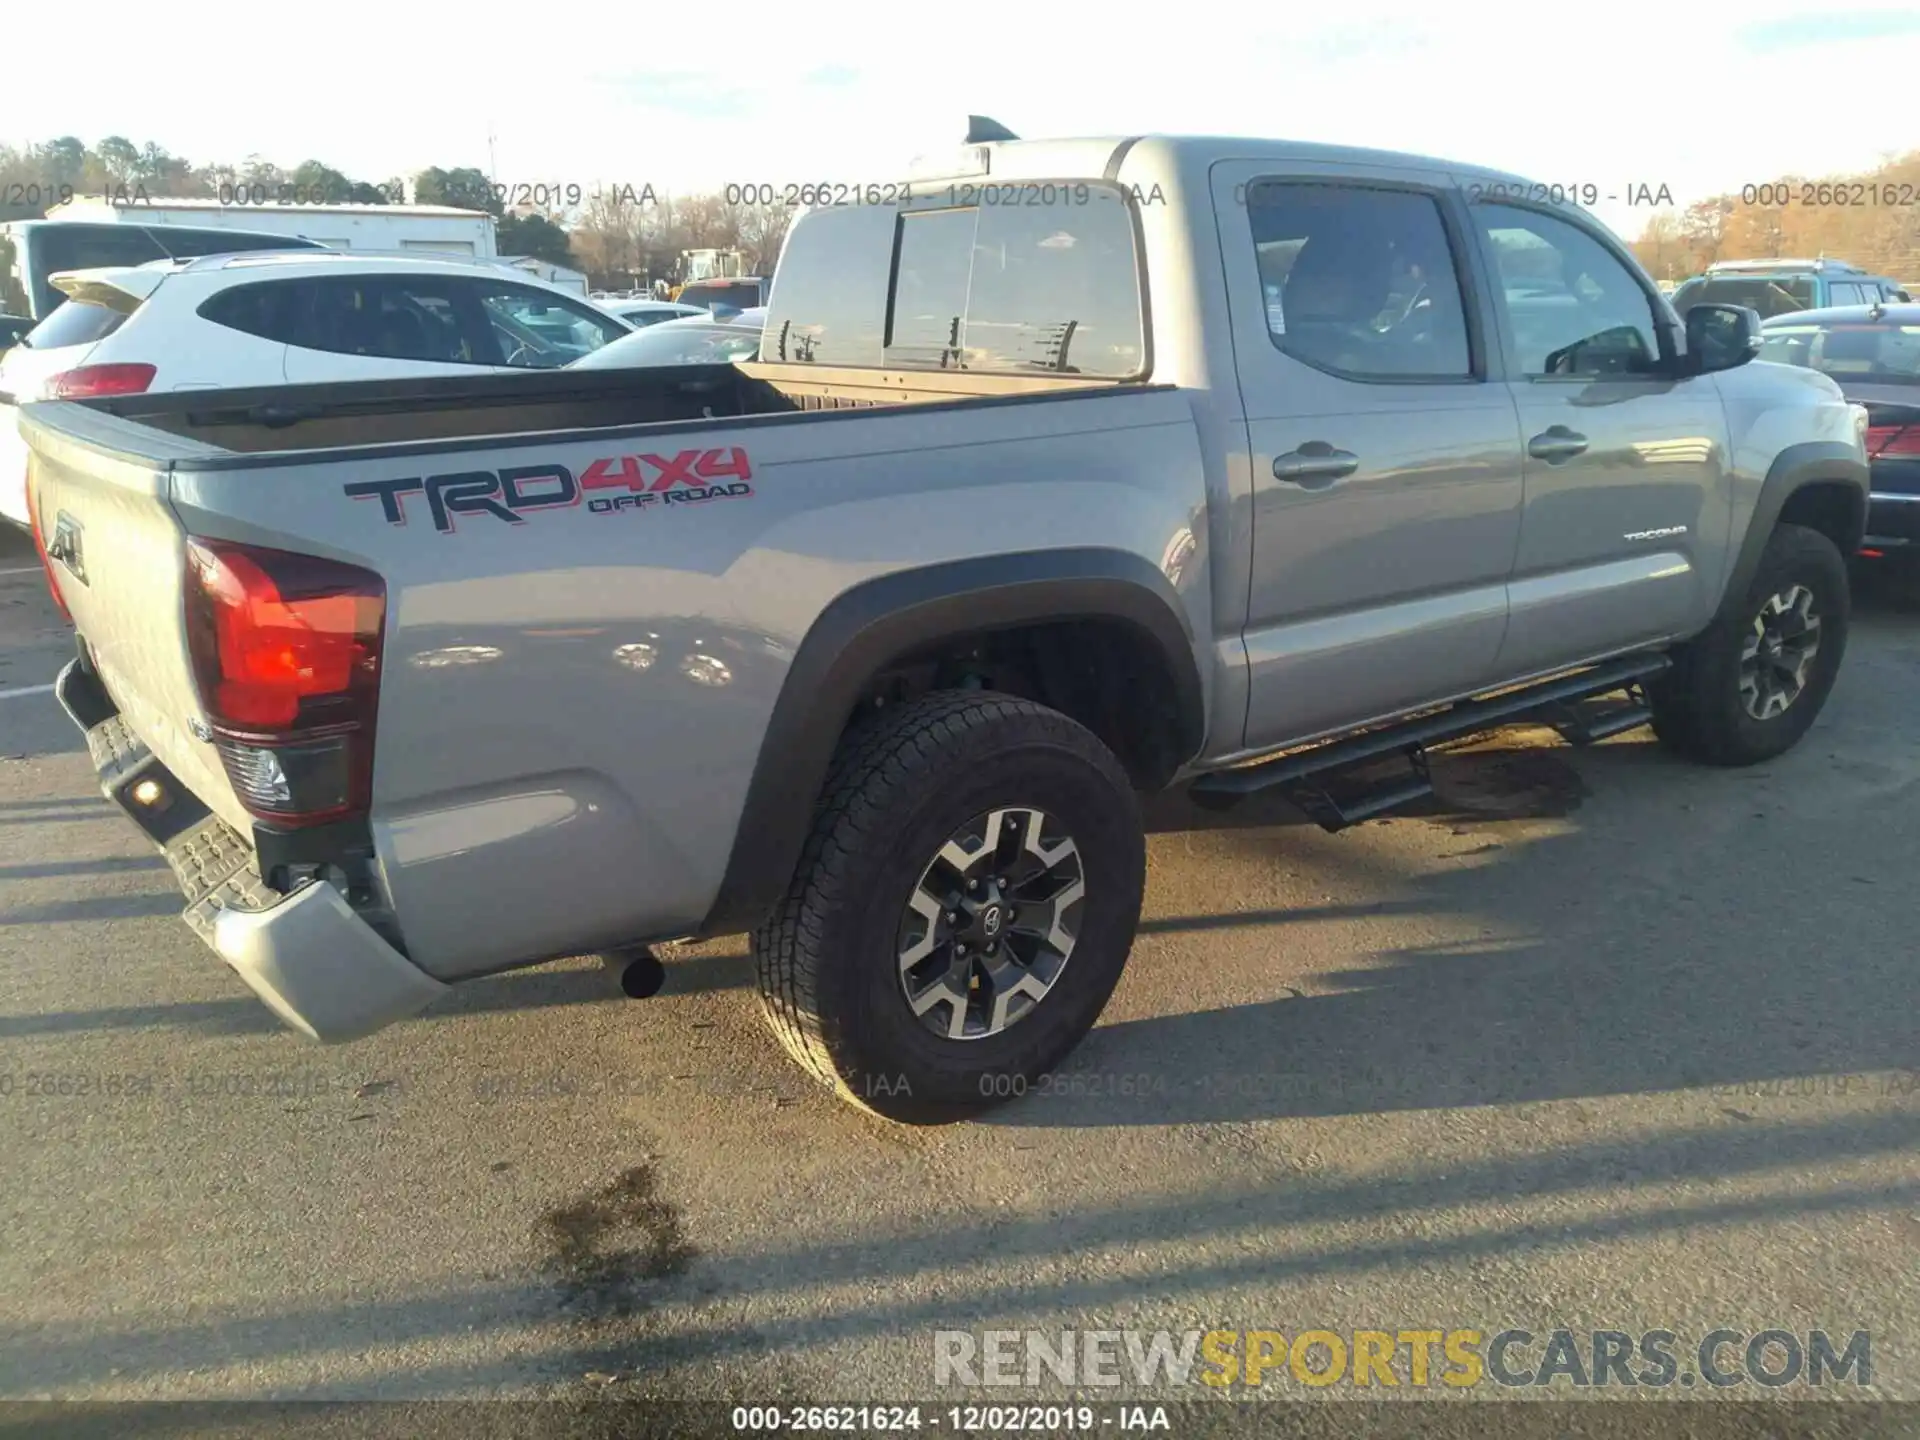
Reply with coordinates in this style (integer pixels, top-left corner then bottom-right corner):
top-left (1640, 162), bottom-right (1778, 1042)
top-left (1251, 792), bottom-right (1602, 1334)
top-left (18, 126), bottom-right (1870, 1121)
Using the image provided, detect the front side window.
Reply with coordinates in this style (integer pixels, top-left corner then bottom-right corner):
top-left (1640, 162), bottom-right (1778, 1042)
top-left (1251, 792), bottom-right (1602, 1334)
top-left (1474, 203), bottom-right (1662, 376)
top-left (474, 282), bottom-right (626, 367)
top-left (569, 322), bottom-right (764, 369)
top-left (1247, 181), bottom-right (1472, 380)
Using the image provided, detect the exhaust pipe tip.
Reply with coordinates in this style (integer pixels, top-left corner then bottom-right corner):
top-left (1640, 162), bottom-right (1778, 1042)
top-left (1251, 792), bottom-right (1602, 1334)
top-left (604, 945), bottom-right (667, 999)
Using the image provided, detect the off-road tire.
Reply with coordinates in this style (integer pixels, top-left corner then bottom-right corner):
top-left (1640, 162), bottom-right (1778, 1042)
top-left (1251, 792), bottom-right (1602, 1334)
top-left (752, 690), bottom-right (1145, 1123)
top-left (1650, 523), bottom-right (1849, 766)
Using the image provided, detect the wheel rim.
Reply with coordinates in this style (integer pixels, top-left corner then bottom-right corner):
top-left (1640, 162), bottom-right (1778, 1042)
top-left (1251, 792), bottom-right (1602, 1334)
top-left (1739, 584), bottom-right (1821, 721)
top-left (895, 806), bottom-right (1085, 1042)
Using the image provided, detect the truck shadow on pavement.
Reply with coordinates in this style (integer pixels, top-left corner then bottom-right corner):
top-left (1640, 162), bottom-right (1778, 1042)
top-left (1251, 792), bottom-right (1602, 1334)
top-left (988, 738), bottom-right (1917, 1128)
top-left (5, 1107), bottom-right (1915, 1395)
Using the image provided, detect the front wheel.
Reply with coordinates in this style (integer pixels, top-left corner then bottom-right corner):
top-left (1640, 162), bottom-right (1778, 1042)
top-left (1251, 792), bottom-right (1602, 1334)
top-left (753, 691), bottom-right (1146, 1122)
top-left (1650, 523), bottom-right (1849, 766)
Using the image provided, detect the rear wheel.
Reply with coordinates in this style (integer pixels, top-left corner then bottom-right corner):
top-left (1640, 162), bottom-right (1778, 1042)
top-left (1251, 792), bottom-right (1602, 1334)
top-left (1650, 523), bottom-right (1848, 766)
top-left (753, 691), bottom-right (1145, 1122)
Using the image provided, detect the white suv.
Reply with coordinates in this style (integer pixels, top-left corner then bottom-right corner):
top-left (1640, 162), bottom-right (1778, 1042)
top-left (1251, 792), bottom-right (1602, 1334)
top-left (0, 251), bottom-right (633, 525)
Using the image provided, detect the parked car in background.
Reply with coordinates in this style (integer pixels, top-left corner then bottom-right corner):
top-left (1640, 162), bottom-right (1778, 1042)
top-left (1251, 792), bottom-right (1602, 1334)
top-left (0, 251), bottom-right (630, 526)
top-left (568, 307), bottom-right (765, 369)
top-left (1761, 302), bottom-right (1920, 567)
top-left (0, 218), bottom-right (329, 322)
top-left (675, 276), bottom-right (768, 313)
top-left (599, 298), bottom-right (706, 328)
top-left (1670, 259), bottom-right (1908, 321)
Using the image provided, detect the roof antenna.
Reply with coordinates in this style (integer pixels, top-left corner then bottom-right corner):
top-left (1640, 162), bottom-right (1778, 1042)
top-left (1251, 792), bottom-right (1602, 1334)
top-left (966, 115), bottom-right (1019, 143)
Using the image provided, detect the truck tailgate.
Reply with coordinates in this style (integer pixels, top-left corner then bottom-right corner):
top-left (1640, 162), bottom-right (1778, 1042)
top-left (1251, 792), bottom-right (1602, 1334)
top-left (26, 417), bottom-right (251, 834)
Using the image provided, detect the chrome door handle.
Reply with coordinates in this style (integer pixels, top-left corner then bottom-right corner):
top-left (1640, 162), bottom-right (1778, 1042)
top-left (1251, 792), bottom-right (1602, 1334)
top-left (1273, 442), bottom-right (1360, 486)
top-left (1527, 426), bottom-right (1589, 462)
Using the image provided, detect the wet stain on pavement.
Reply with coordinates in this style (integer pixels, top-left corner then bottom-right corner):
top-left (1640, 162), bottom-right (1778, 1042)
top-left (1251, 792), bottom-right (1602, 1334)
top-left (538, 1164), bottom-right (696, 1321)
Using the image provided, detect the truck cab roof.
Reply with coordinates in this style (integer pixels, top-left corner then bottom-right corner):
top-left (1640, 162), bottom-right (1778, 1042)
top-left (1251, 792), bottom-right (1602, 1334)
top-left (916, 132), bottom-right (1539, 193)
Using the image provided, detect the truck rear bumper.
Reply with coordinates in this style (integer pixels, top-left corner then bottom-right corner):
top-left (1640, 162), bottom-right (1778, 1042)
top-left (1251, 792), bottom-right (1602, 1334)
top-left (56, 659), bottom-right (448, 1042)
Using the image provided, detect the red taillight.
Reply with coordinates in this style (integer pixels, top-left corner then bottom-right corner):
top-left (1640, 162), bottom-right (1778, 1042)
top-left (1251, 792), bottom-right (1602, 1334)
top-left (23, 471), bottom-right (72, 624)
top-left (46, 363), bottom-right (156, 399)
top-left (183, 538), bottom-right (385, 827)
top-left (1865, 424), bottom-right (1920, 457)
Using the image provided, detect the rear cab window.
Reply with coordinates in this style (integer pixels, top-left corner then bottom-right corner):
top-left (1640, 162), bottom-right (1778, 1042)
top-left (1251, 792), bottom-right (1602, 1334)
top-left (766, 182), bottom-right (1146, 376)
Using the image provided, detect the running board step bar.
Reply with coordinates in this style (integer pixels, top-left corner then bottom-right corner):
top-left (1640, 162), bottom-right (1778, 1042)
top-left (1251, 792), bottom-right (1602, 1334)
top-left (1189, 653), bottom-right (1670, 831)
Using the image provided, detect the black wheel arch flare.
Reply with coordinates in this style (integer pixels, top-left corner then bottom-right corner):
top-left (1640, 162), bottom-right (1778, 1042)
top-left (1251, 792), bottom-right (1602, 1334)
top-left (696, 548), bottom-right (1204, 938)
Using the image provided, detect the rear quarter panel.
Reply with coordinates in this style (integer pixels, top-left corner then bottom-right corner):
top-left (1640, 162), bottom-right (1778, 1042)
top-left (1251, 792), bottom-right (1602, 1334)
top-left (170, 388), bottom-right (1209, 979)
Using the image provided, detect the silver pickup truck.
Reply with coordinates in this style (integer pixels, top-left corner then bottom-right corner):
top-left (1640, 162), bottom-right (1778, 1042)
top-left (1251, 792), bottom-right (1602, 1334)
top-left (20, 128), bottom-right (1870, 1123)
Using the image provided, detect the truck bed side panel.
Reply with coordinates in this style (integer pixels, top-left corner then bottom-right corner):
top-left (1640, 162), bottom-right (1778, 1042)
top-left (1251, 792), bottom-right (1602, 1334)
top-left (163, 386), bottom-right (1209, 980)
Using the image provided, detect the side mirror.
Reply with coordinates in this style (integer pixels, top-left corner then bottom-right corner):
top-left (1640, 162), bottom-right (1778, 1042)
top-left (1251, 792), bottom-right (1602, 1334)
top-left (1684, 303), bottom-right (1762, 374)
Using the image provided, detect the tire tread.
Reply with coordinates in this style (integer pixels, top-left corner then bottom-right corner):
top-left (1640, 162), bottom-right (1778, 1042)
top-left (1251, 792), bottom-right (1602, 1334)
top-left (753, 691), bottom-right (1118, 1115)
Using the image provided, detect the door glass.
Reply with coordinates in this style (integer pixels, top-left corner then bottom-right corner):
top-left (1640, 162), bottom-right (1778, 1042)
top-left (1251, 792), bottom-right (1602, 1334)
top-left (1245, 181), bottom-right (1472, 379)
top-left (475, 283), bottom-right (626, 367)
top-left (284, 277), bottom-right (478, 363)
top-left (1474, 203), bottom-right (1662, 376)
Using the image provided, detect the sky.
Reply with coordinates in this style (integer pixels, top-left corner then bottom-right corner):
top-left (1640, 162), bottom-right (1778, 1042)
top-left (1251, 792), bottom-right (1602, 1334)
top-left (7, 0), bottom-right (1919, 240)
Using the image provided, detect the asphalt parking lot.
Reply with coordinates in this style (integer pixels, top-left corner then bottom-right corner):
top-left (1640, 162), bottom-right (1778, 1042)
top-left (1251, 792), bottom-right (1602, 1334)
top-left (2, 519), bottom-right (1918, 1416)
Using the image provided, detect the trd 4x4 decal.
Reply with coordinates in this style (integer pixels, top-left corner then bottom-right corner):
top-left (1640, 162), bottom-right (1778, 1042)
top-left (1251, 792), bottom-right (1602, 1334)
top-left (344, 447), bottom-right (754, 534)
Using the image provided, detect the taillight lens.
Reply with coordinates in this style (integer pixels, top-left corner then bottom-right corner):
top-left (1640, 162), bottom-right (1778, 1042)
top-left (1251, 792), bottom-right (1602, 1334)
top-left (183, 538), bottom-right (385, 827)
top-left (23, 469), bottom-right (71, 624)
top-left (46, 363), bottom-right (156, 399)
top-left (1866, 424), bottom-right (1920, 457)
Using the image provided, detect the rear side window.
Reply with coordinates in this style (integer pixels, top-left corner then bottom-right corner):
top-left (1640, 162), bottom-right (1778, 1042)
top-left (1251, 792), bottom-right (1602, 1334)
top-left (1248, 182), bottom-right (1472, 380)
top-left (199, 281), bottom-right (302, 341)
top-left (23, 298), bottom-right (132, 349)
top-left (258, 277), bottom-right (486, 364)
